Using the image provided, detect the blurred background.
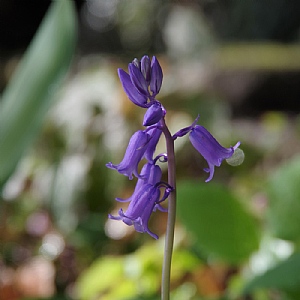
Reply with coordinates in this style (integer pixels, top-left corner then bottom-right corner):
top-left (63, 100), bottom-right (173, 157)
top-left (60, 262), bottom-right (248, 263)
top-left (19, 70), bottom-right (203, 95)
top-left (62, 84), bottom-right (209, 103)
top-left (1, 0), bottom-right (300, 299)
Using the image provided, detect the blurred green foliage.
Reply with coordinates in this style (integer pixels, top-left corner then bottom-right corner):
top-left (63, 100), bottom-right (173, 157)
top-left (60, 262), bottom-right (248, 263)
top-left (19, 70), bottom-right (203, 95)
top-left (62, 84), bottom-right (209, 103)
top-left (177, 181), bottom-right (260, 264)
top-left (243, 253), bottom-right (300, 296)
top-left (267, 155), bottom-right (300, 241)
top-left (0, 0), bottom-right (77, 188)
top-left (77, 244), bottom-right (200, 300)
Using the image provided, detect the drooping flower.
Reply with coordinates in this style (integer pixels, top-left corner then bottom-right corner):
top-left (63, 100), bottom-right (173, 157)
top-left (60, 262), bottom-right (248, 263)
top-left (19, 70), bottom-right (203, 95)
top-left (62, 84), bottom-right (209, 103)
top-left (106, 130), bottom-right (150, 180)
top-left (109, 183), bottom-right (171, 239)
top-left (116, 162), bottom-right (162, 202)
top-left (143, 126), bottom-right (163, 163)
top-left (189, 125), bottom-right (240, 182)
top-left (118, 55), bottom-right (163, 108)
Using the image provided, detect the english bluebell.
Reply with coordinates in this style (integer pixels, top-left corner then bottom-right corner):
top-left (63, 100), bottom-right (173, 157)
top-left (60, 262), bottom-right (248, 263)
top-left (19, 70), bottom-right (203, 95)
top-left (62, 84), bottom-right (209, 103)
top-left (143, 101), bottom-right (165, 126)
top-left (109, 182), bottom-right (171, 239)
top-left (106, 130), bottom-right (150, 180)
top-left (189, 125), bottom-right (240, 182)
top-left (116, 162), bottom-right (162, 202)
top-left (143, 125), bottom-right (163, 163)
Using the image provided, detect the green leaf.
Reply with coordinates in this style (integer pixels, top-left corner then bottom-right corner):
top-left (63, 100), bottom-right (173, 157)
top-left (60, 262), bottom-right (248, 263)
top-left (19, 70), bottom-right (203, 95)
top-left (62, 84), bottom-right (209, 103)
top-left (77, 256), bottom-right (126, 300)
top-left (266, 155), bottom-right (300, 241)
top-left (0, 0), bottom-right (76, 187)
top-left (243, 253), bottom-right (300, 294)
top-left (177, 180), bottom-right (260, 264)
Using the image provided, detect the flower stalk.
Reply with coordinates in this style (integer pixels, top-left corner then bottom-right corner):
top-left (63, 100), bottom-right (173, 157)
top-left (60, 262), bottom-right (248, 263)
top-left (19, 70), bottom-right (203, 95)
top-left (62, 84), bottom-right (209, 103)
top-left (161, 118), bottom-right (176, 300)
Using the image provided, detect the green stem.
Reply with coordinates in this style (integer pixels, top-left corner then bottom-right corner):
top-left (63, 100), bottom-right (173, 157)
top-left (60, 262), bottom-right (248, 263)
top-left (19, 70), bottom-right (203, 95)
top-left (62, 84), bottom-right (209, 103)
top-left (161, 118), bottom-right (177, 300)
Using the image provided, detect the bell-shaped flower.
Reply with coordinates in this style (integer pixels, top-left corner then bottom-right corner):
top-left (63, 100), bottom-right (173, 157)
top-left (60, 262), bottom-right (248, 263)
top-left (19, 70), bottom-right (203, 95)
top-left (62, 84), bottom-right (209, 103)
top-left (143, 101), bottom-right (165, 126)
top-left (106, 130), bottom-right (150, 180)
top-left (143, 126), bottom-right (162, 162)
top-left (116, 162), bottom-right (162, 202)
top-left (109, 183), bottom-right (162, 239)
top-left (189, 125), bottom-right (240, 182)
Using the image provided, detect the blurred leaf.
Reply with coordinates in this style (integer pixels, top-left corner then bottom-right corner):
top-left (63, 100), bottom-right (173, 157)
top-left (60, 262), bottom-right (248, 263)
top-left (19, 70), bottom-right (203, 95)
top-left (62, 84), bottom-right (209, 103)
top-left (124, 296), bottom-right (160, 300)
top-left (0, 0), bottom-right (77, 188)
top-left (266, 155), bottom-right (300, 241)
top-left (77, 256), bottom-right (126, 300)
top-left (77, 240), bottom-right (200, 300)
top-left (23, 296), bottom-right (71, 300)
top-left (177, 181), bottom-right (260, 264)
top-left (242, 253), bottom-right (300, 295)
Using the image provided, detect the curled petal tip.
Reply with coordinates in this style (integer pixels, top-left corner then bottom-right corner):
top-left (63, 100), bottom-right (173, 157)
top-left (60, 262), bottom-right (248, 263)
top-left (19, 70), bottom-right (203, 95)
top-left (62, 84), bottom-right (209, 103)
top-left (233, 141), bottom-right (241, 150)
top-left (108, 214), bottom-right (121, 221)
top-left (106, 162), bottom-right (116, 170)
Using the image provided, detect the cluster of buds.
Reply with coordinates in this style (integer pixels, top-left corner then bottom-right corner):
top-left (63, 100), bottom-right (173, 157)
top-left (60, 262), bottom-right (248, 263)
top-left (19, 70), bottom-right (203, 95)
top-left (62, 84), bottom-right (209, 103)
top-left (107, 55), bottom-right (241, 239)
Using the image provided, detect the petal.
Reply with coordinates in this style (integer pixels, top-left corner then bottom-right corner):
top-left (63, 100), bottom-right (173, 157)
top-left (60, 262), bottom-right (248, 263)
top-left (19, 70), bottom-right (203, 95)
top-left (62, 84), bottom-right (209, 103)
top-left (139, 162), bottom-right (162, 186)
top-left (128, 63), bottom-right (150, 97)
top-left (189, 125), bottom-right (234, 167)
top-left (189, 125), bottom-right (239, 182)
top-left (115, 163), bottom-right (162, 202)
top-left (132, 58), bottom-right (140, 69)
top-left (150, 56), bottom-right (163, 96)
top-left (154, 203), bottom-right (168, 212)
top-left (204, 163), bottom-right (215, 182)
top-left (108, 213), bottom-right (121, 221)
top-left (115, 196), bottom-right (132, 202)
top-left (118, 68), bottom-right (148, 107)
top-left (143, 127), bottom-right (162, 162)
top-left (143, 102), bottom-right (164, 126)
top-left (108, 130), bottom-right (150, 179)
top-left (109, 183), bottom-right (162, 239)
top-left (141, 55), bottom-right (151, 83)
top-left (127, 184), bottom-right (159, 218)
top-left (146, 164), bottom-right (162, 185)
top-left (106, 162), bottom-right (117, 171)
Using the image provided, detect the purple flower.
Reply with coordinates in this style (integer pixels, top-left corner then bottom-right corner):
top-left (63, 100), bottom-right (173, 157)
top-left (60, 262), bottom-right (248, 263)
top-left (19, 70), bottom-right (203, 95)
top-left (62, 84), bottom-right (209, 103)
top-left (143, 126), bottom-right (162, 163)
top-left (109, 183), bottom-right (170, 239)
top-left (189, 125), bottom-right (240, 182)
top-left (118, 69), bottom-right (148, 108)
top-left (118, 55), bottom-right (163, 108)
top-left (143, 101), bottom-right (165, 126)
top-left (129, 62), bottom-right (150, 97)
top-left (116, 163), bottom-right (162, 202)
top-left (106, 130), bottom-right (150, 180)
